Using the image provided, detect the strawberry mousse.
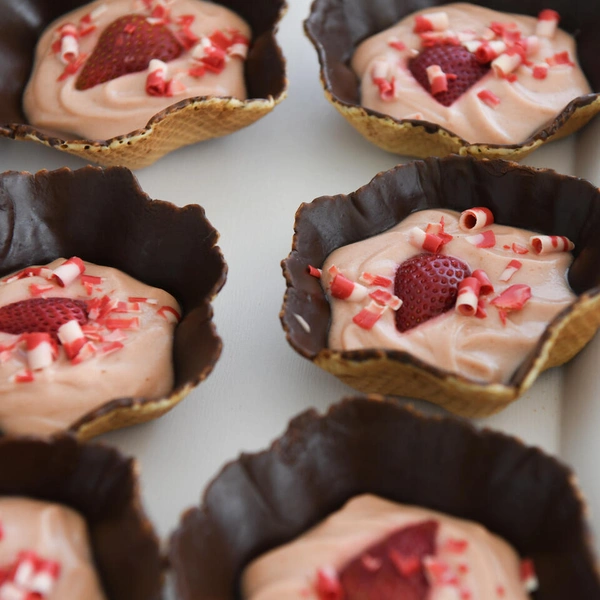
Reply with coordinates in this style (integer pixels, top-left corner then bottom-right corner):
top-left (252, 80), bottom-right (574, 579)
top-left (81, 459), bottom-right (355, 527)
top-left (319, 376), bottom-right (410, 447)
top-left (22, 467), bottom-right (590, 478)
top-left (0, 497), bottom-right (107, 600)
top-left (351, 4), bottom-right (591, 144)
top-left (0, 257), bottom-right (181, 435)
top-left (23, 0), bottom-right (251, 140)
top-left (242, 494), bottom-right (537, 600)
top-left (317, 208), bottom-right (575, 383)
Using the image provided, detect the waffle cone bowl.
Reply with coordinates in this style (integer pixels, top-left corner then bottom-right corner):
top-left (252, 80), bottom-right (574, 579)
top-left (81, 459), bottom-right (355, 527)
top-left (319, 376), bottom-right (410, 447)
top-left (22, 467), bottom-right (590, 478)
top-left (281, 156), bottom-right (600, 417)
top-left (170, 397), bottom-right (600, 599)
top-left (0, 0), bottom-right (287, 169)
top-left (0, 166), bottom-right (226, 439)
top-left (0, 434), bottom-right (162, 600)
top-left (305, 0), bottom-right (600, 160)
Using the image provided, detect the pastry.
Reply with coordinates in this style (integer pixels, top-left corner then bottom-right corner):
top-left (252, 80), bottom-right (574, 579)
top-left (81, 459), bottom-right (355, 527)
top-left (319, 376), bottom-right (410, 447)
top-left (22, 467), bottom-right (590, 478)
top-left (320, 208), bottom-right (575, 384)
top-left (305, 0), bottom-right (600, 160)
top-left (351, 3), bottom-right (591, 145)
top-left (280, 156), bottom-right (600, 416)
top-left (0, 0), bottom-right (286, 168)
top-left (0, 258), bottom-right (180, 436)
top-left (0, 166), bottom-right (226, 439)
top-left (170, 397), bottom-right (600, 599)
top-left (24, 0), bottom-right (252, 140)
top-left (0, 435), bottom-right (162, 600)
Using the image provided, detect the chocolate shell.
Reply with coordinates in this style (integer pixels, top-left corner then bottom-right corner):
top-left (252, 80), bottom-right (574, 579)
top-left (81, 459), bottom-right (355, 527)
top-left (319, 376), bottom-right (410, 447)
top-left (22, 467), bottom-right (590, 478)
top-left (0, 166), bottom-right (226, 439)
top-left (170, 397), bottom-right (600, 599)
top-left (305, 0), bottom-right (600, 160)
top-left (280, 156), bottom-right (600, 417)
top-left (0, 434), bottom-right (162, 600)
top-left (0, 0), bottom-right (287, 169)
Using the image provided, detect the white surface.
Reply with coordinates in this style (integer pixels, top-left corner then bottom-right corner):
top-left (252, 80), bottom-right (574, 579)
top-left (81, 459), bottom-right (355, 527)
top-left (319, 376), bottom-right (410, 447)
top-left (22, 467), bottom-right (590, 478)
top-left (1, 0), bottom-right (599, 582)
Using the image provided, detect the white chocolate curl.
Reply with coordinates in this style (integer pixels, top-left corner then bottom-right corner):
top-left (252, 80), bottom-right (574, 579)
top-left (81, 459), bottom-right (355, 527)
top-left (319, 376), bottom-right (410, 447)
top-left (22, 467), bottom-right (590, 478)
top-left (371, 58), bottom-right (391, 81)
top-left (52, 256), bottom-right (85, 287)
top-left (529, 235), bottom-right (574, 254)
top-left (492, 52), bottom-right (522, 77)
top-left (25, 334), bottom-right (56, 371)
top-left (423, 11), bottom-right (449, 31)
top-left (459, 208), bottom-right (494, 231)
top-left (60, 35), bottom-right (79, 64)
top-left (536, 10), bottom-right (560, 38)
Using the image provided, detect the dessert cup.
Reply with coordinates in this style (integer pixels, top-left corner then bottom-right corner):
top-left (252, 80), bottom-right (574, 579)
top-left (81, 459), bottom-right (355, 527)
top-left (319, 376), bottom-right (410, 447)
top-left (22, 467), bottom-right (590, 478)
top-left (0, 434), bottom-right (162, 600)
top-left (0, 166), bottom-right (226, 439)
top-left (281, 156), bottom-right (600, 417)
top-left (0, 0), bottom-right (287, 169)
top-left (305, 0), bottom-right (600, 160)
top-left (170, 397), bottom-right (600, 599)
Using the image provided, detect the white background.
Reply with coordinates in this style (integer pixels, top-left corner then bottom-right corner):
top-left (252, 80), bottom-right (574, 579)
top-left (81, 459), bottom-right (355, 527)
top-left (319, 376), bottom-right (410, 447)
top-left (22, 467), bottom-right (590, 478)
top-left (1, 0), bottom-right (599, 584)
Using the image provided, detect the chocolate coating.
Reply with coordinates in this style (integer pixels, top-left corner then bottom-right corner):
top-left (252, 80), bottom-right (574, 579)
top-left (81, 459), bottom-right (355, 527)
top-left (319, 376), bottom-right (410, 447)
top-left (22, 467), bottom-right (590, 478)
top-left (0, 434), bottom-right (162, 600)
top-left (305, 0), bottom-right (600, 148)
top-left (0, 0), bottom-right (286, 140)
top-left (0, 166), bottom-right (226, 434)
top-left (281, 156), bottom-right (600, 384)
top-left (170, 397), bottom-right (600, 599)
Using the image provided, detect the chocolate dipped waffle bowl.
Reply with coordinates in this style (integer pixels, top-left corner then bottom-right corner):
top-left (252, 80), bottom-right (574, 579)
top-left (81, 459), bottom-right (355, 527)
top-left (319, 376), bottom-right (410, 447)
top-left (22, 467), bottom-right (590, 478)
top-left (0, 166), bottom-right (226, 439)
top-left (0, 434), bottom-right (162, 600)
top-left (0, 0), bottom-right (287, 169)
top-left (280, 156), bottom-right (600, 417)
top-left (170, 397), bottom-right (600, 599)
top-left (304, 0), bottom-right (600, 161)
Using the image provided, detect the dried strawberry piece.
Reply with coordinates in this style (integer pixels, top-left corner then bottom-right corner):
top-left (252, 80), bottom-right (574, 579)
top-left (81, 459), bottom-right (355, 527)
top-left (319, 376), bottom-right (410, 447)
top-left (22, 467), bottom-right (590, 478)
top-left (0, 298), bottom-right (88, 340)
top-left (394, 254), bottom-right (471, 332)
top-left (338, 520), bottom-right (438, 600)
top-left (75, 14), bottom-right (183, 90)
top-left (409, 44), bottom-right (490, 106)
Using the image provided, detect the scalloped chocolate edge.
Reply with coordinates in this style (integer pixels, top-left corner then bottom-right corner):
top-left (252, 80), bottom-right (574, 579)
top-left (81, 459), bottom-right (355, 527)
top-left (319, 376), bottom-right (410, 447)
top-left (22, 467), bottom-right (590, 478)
top-left (169, 396), bottom-right (600, 599)
top-left (280, 156), bottom-right (600, 405)
top-left (304, 0), bottom-right (600, 153)
top-left (0, 166), bottom-right (227, 438)
top-left (0, 434), bottom-right (162, 600)
top-left (0, 0), bottom-right (288, 146)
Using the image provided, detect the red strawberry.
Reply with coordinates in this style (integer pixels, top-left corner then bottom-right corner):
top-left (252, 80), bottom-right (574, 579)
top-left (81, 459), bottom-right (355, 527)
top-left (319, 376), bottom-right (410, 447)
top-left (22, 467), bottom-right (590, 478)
top-left (394, 254), bottom-right (471, 332)
top-left (408, 45), bottom-right (490, 106)
top-left (0, 298), bottom-right (88, 340)
top-left (76, 14), bottom-right (183, 90)
top-left (338, 520), bottom-right (438, 600)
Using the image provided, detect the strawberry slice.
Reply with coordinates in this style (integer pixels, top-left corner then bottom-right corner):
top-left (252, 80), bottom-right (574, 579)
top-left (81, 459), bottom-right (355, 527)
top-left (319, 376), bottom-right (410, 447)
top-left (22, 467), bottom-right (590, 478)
top-left (394, 254), bottom-right (471, 332)
top-left (338, 520), bottom-right (438, 600)
top-left (0, 298), bottom-right (88, 340)
top-left (408, 44), bottom-right (490, 106)
top-left (76, 14), bottom-right (184, 90)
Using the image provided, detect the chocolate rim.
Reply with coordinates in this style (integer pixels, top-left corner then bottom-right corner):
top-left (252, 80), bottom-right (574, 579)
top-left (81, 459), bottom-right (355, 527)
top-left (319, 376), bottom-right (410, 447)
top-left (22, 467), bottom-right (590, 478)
top-left (305, 0), bottom-right (600, 152)
top-left (280, 156), bottom-right (600, 391)
top-left (0, 434), bottom-right (162, 600)
top-left (0, 0), bottom-right (287, 145)
top-left (0, 166), bottom-right (226, 438)
top-left (169, 396), bottom-right (600, 599)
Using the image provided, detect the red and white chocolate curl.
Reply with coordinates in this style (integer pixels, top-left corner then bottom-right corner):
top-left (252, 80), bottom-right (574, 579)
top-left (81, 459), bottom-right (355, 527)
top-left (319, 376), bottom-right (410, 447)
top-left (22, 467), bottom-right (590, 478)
top-left (459, 207), bottom-right (494, 231)
top-left (371, 59), bottom-right (396, 101)
top-left (157, 306), bottom-right (181, 324)
top-left (414, 11), bottom-right (449, 33)
top-left (466, 230), bottom-right (496, 248)
top-left (166, 77), bottom-right (187, 97)
top-left (426, 65), bottom-right (449, 95)
top-left (408, 227), bottom-right (444, 253)
top-left (456, 277), bottom-right (481, 316)
top-left (490, 284), bottom-right (532, 325)
top-left (24, 333), bottom-right (57, 371)
top-left (474, 40), bottom-right (506, 64)
top-left (471, 269), bottom-right (494, 295)
top-left (532, 64), bottom-right (549, 79)
top-left (308, 265), bottom-right (322, 278)
top-left (536, 9), bottom-right (560, 38)
top-left (60, 34), bottom-right (79, 64)
top-left (491, 52), bottom-right (522, 78)
top-left (329, 273), bottom-right (368, 302)
top-left (520, 559), bottom-right (539, 593)
top-left (499, 259), bottom-right (522, 282)
top-left (529, 235), bottom-right (574, 254)
top-left (352, 301), bottom-right (388, 330)
top-left (388, 37), bottom-right (406, 52)
top-left (477, 88), bottom-right (501, 108)
top-left (57, 319), bottom-right (86, 360)
top-left (360, 272), bottom-right (392, 287)
top-left (315, 566), bottom-right (343, 600)
top-left (369, 289), bottom-right (402, 310)
top-left (146, 58), bottom-right (168, 96)
top-left (52, 256), bottom-right (85, 287)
